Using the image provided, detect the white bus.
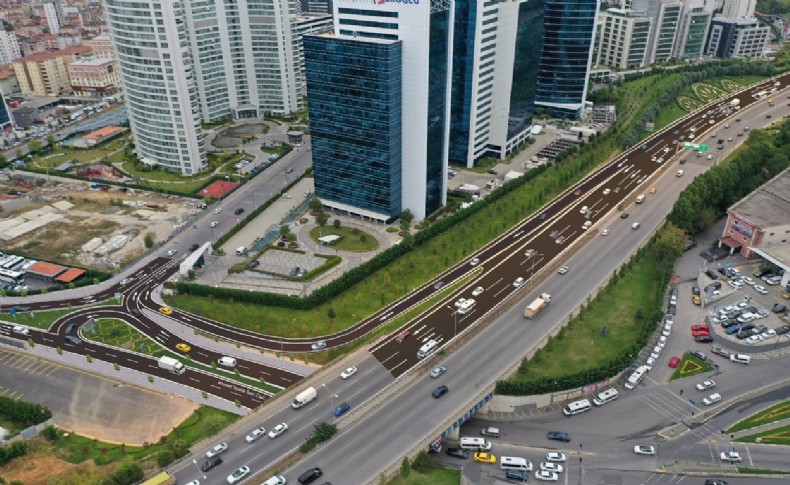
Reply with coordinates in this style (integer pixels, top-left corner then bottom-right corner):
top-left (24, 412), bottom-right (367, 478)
top-left (592, 388), bottom-right (619, 406)
top-left (417, 339), bottom-right (439, 359)
top-left (459, 437), bottom-right (491, 451)
top-left (625, 365), bottom-right (650, 390)
top-left (499, 456), bottom-right (532, 471)
top-left (457, 298), bottom-right (476, 315)
top-left (562, 398), bottom-right (592, 416)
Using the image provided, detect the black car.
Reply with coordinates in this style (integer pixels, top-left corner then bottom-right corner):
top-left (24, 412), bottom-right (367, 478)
top-left (248, 260), bottom-right (260, 269)
top-left (705, 270), bottom-right (719, 280)
top-left (776, 325), bottom-right (790, 335)
top-left (717, 267), bottom-right (727, 276)
top-left (546, 431), bottom-right (570, 442)
top-left (721, 320), bottom-right (740, 329)
top-left (679, 158), bottom-right (687, 164)
top-left (487, 169), bottom-right (498, 175)
top-left (189, 243), bottom-right (200, 251)
top-left (667, 304), bottom-right (676, 316)
top-left (432, 385), bottom-right (449, 398)
top-left (620, 213), bottom-right (630, 219)
top-left (753, 268), bottom-right (770, 278)
top-left (130, 308), bottom-right (141, 317)
top-left (705, 480), bottom-right (728, 485)
top-left (201, 455), bottom-right (222, 472)
top-left (773, 304), bottom-right (786, 314)
top-left (234, 208), bottom-right (245, 215)
top-left (64, 336), bottom-right (81, 346)
top-left (692, 286), bottom-right (701, 296)
top-left (446, 447), bottom-right (469, 459)
top-left (297, 467), bottom-right (323, 484)
top-left (695, 335), bottom-right (713, 343)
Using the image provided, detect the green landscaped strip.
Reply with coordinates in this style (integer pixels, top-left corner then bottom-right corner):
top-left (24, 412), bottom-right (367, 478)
top-left (736, 423), bottom-right (790, 446)
top-left (669, 355), bottom-right (713, 381)
top-left (736, 467), bottom-right (790, 475)
top-left (52, 406), bottom-right (237, 465)
top-left (83, 319), bottom-right (280, 395)
top-left (727, 400), bottom-right (790, 433)
top-left (387, 466), bottom-right (461, 485)
top-left (0, 299), bottom-right (122, 331)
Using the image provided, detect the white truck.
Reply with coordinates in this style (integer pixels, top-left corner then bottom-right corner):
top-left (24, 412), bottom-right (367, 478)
top-left (730, 98), bottom-right (740, 109)
top-left (291, 386), bottom-right (317, 409)
top-left (158, 356), bottom-right (185, 375)
top-left (523, 293), bottom-right (551, 319)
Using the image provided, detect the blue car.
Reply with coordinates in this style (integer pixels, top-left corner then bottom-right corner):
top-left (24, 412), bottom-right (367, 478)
top-left (725, 325), bottom-right (741, 335)
top-left (333, 402), bottom-right (350, 417)
top-left (546, 431), bottom-right (571, 442)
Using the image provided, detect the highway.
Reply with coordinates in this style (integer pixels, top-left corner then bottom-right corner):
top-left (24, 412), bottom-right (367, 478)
top-left (1, 74), bottom-right (788, 484)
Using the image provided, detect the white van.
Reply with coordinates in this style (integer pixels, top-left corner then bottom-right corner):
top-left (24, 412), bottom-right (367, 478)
top-left (459, 437), bottom-right (492, 451)
top-left (236, 246), bottom-right (247, 256)
top-left (500, 456), bottom-right (532, 471)
top-left (730, 354), bottom-right (750, 364)
top-left (417, 340), bottom-right (439, 359)
top-left (563, 398), bottom-right (592, 416)
top-left (592, 388), bottom-right (619, 406)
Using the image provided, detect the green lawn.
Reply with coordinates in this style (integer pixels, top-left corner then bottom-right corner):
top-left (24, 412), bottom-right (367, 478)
top-left (669, 354), bottom-right (713, 380)
top-left (142, 178), bottom-right (210, 195)
top-left (309, 225), bottom-right (380, 251)
top-left (37, 148), bottom-right (117, 168)
top-left (0, 299), bottom-right (121, 331)
top-left (387, 467), bottom-right (460, 485)
top-left (728, 400), bottom-right (790, 433)
top-left (51, 406), bottom-right (237, 465)
top-left (737, 423), bottom-right (790, 446)
top-left (122, 161), bottom-right (206, 182)
top-left (511, 248), bottom-right (661, 382)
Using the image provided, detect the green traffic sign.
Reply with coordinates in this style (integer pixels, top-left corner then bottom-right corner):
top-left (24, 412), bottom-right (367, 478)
top-left (683, 142), bottom-right (709, 152)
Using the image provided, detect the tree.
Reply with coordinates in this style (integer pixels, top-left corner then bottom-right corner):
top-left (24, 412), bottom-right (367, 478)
top-left (279, 225), bottom-right (292, 239)
top-left (144, 233), bottom-right (155, 248)
top-left (655, 223), bottom-right (687, 259)
top-left (333, 218), bottom-right (341, 229)
top-left (400, 209), bottom-right (414, 233)
top-left (309, 197), bottom-right (322, 212)
top-left (316, 211), bottom-right (329, 235)
top-left (46, 134), bottom-right (56, 148)
top-left (27, 140), bottom-right (42, 154)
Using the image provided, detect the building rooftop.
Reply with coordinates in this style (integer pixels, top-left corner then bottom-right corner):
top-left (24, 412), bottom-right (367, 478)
top-left (69, 57), bottom-right (114, 67)
top-left (14, 45), bottom-right (91, 63)
top-left (55, 268), bottom-right (86, 283)
top-left (27, 261), bottom-right (66, 277)
top-left (729, 167), bottom-right (790, 229)
top-left (84, 126), bottom-right (124, 140)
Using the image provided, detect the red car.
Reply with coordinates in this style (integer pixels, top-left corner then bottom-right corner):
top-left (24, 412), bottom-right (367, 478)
top-left (669, 356), bottom-right (681, 368)
top-left (691, 324), bottom-right (709, 332)
top-left (395, 330), bottom-right (410, 343)
top-left (692, 329), bottom-right (710, 337)
top-left (573, 189), bottom-right (583, 196)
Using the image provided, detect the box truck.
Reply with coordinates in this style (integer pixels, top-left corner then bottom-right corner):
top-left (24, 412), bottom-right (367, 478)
top-left (158, 356), bottom-right (185, 374)
top-left (292, 386), bottom-right (317, 409)
top-left (523, 293), bottom-right (551, 319)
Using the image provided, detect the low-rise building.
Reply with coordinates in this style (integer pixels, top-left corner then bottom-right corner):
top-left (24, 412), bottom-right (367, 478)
top-left (68, 57), bottom-right (120, 97)
top-left (12, 45), bottom-right (92, 96)
top-left (706, 17), bottom-right (770, 59)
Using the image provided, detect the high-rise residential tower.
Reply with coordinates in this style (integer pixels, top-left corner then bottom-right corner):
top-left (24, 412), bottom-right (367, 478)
top-left (673, 0), bottom-right (713, 60)
top-left (0, 30), bottom-right (21, 65)
top-left (631, 0), bottom-right (682, 64)
top-left (722, 0), bottom-right (756, 20)
top-left (305, 0), bottom-right (453, 221)
top-left (535, 0), bottom-right (599, 118)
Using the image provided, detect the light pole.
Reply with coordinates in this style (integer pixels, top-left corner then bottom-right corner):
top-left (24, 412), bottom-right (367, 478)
top-left (192, 458), bottom-right (206, 481)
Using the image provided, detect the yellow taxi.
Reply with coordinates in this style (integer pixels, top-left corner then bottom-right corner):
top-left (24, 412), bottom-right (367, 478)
top-left (649, 187), bottom-right (657, 194)
top-left (159, 307), bottom-right (173, 315)
top-left (473, 452), bottom-right (496, 464)
top-left (175, 343), bottom-right (191, 353)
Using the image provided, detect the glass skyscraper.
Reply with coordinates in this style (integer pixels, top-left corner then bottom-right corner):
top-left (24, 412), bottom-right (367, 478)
top-left (535, 0), bottom-right (598, 118)
top-left (305, 35), bottom-right (403, 221)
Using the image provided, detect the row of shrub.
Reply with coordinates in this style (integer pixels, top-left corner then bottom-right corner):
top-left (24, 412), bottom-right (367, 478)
top-left (0, 442), bottom-right (27, 467)
top-left (298, 422), bottom-right (336, 453)
top-left (0, 395), bottom-right (52, 427)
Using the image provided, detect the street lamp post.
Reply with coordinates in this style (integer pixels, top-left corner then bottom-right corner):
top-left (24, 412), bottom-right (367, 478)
top-left (192, 458), bottom-right (206, 481)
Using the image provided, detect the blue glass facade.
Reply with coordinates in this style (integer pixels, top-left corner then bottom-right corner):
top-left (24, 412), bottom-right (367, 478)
top-left (0, 92), bottom-right (11, 131)
top-left (425, 8), bottom-right (452, 216)
top-left (304, 35), bottom-right (403, 221)
top-left (448, 0), bottom-right (477, 165)
top-left (507, 0), bottom-right (544, 139)
top-left (535, 0), bottom-right (597, 118)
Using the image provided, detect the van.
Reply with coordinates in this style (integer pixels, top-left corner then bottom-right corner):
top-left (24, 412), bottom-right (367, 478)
top-left (217, 356), bottom-right (237, 368)
top-left (635, 194), bottom-right (646, 204)
top-left (730, 354), bottom-right (750, 364)
top-left (459, 437), bottom-right (492, 451)
top-left (592, 388), bottom-right (619, 406)
top-left (500, 456), bottom-right (531, 471)
top-left (235, 246), bottom-right (247, 256)
top-left (563, 399), bottom-right (592, 416)
top-left (417, 339), bottom-right (439, 359)
top-left (632, 222), bottom-right (641, 230)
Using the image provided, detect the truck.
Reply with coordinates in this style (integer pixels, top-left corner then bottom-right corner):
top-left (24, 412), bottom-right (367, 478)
top-left (730, 98), bottom-right (740, 109)
top-left (523, 293), bottom-right (551, 319)
top-left (158, 356), bottom-right (185, 375)
top-left (291, 386), bottom-right (317, 409)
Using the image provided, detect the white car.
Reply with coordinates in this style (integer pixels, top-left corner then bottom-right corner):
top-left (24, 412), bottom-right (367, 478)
top-left (754, 285), bottom-right (768, 295)
top-left (12, 325), bottom-right (29, 335)
top-left (311, 340), bottom-right (326, 351)
top-left (185, 480), bottom-right (200, 485)
top-left (720, 451), bottom-right (742, 463)
top-left (741, 277), bottom-right (755, 286)
top-left (580, 206), bottom-right (588, 214)
top-left (558, 266), bottom-right (569, 275)
top-left (260, 477), bottom-right (286, 485)
top-left (206, 442), bottom-right (228, 458)
top-left (665, 314), bottom-right (674, 325)
top-left (703, 393), bottom-right (722, 406)
top-left (245, 427), bottom-right (266, 443)
top-left (727, 280), bottom-right (742, 289)
top-left (696, 380), bottom-right (716, 391)
top-left (469, 257), bottom-right (480, 266)
top-left (602, 188), bottom-right (611, 195)
top-left (676, 170), bottom-right (684, 177)
top-left (746, 334), bottom-right (763, 345)
top-left (545, 452), bottom-right (567, 462)
top-left (513, 277), bottom-right (525, 288)
top-left (472, 286), bottom-right (484, 297)
top-left (645, 356), bottom-right (655, 370)
top-left (268, 423), bottom-right (288, 439)
top-left (540, 462), bottom-right (564, 473)
top-left (633, 445), bottom-right (656, 455)
top-left (210, 221), bottom-right (220, 228)
top-left (340, 366), bottom-right (357, 379)
top-left (601, 229), bottom-right (610, 236)
top-left (166, 249), bottom-right (178, 256)
top-left (662, 327), bottom-right (671, 337)
top-left (761, 329), bottom-right (777, 339)
top-left (227, 466), bottom-right (251, 484)
top-left (214, 207), bottom-right (223, 214)
top-left (535, 470), bottom-right (559, 482)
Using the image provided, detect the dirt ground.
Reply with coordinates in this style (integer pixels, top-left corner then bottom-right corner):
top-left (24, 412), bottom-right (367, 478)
top-left (0, 176), bottom-right (201, 270)
top-left (0, 450), bottom-right (100, 485)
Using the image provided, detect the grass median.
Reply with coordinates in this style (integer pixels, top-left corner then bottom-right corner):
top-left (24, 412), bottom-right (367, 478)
top-left (728, 400), bottom-right (790, 433)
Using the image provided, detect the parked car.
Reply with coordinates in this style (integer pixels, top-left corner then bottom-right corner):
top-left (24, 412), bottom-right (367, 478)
top-left (696, 380), bottom-right (716, 391)
top-left (446, 447), bottom-right (469, 459)
top-left (668, 356), bottom-right (681, 368)
top-left (705, 270), bottom-right (718, 280)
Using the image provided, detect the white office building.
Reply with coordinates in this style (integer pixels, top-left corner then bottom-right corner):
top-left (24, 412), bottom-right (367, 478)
top-left (707, 17), bottom-right (770, 58)
top-left (673, 0), bottom-right (713, 60)
top-left (596, 9), bottom-right (652, 69)
top-left (103, 0), bottom-right (207, 174)
top-left (631, 0), bottom-right (681, 64)
top-left (43, 2), bottom-right (61, 36)
top-left (722, 0), bottom-right (756, 20)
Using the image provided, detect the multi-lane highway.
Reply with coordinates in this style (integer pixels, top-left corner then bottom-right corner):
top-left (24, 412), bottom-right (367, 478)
top-left (2, 73), bottom-right (788, 484)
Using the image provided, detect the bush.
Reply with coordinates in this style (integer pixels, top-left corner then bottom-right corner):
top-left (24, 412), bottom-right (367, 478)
top-left (411, 451), bottom-right (433, 473)
top-left (0, 441), bottom-right (28, 466)
top-left (104, 461), bottom-right (144, 485)
top-left (0, 395), bottom-right (52, 426)
top-left (156, 449), bottom-right (174, 467)
top-left (40, 425), bottom-right (59, 441)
